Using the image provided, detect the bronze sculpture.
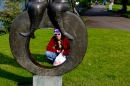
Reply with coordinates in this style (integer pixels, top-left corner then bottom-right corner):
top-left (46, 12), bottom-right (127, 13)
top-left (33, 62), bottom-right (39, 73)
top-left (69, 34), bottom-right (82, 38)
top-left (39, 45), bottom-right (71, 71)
top-left (20, 0), bottom-right (48, 38)
top-left (48, 0), bottom-right (79, 40)
top-left (9, 0), bottom-right (87, 75)
top-left (20, 0), bottom-right (79, 40)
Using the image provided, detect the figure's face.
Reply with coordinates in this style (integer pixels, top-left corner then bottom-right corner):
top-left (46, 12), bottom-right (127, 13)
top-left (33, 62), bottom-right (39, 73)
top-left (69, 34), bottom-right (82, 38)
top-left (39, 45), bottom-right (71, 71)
top-left (55, 33), bottom-right (61, 40)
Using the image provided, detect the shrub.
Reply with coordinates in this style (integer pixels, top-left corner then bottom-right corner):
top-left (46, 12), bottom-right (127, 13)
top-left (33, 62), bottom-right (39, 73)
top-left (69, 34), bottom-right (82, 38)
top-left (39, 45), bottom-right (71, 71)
top-left (0, 0), bottom-right (22, 33)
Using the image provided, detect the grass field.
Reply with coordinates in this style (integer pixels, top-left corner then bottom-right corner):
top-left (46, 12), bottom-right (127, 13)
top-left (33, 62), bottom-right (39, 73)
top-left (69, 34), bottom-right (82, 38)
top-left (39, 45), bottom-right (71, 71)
top-left (106, 4), bottom-right (130, 12)
top-left (0, 28), bottom-right (130, 86)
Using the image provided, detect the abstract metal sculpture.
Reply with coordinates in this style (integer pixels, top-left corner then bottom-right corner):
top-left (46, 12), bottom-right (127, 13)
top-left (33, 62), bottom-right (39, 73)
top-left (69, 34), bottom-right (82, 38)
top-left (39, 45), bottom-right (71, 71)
top-left (48, 0), bottom-right (79, 40)
top-left (20, 0), bottom-right (48, 38)
top-left (9, 0), bottom-right (87, 76)
top-left (20, 0), bottom-right (79, 40)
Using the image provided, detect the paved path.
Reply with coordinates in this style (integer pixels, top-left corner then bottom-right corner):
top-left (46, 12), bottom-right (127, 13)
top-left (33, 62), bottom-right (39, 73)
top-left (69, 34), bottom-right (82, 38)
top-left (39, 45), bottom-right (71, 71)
top-left (80, 5), bottom-right (130, 31)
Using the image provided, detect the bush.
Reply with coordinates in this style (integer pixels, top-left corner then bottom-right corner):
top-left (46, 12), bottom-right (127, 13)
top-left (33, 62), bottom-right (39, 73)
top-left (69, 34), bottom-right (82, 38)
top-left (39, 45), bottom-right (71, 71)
top-left (76, 0), bottom-right (91, 7)
top-left (121, 12), bottom-right (130, 18)
top-left (0, 0), bottom-right (22, 33)
top-left (0, 28), bottom-right (7, 35)
top-left (114, 0), bottom-right (121, 4)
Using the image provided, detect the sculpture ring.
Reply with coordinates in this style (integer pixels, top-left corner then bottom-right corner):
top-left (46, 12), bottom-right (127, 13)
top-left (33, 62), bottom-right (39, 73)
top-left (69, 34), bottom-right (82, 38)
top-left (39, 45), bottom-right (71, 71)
top-left (9, 11), bottom-right (87, 76)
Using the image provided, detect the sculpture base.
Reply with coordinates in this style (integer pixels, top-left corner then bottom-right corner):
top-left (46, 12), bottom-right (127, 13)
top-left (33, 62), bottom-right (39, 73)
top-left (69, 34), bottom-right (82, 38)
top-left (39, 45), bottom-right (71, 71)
top-left (33, 75), bottom-right (62, 86)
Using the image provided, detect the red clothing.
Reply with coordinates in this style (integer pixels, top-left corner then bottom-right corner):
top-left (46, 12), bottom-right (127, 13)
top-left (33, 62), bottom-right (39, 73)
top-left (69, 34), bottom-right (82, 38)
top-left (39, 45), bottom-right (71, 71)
top-left (46, 36), bottom-right (70, 55)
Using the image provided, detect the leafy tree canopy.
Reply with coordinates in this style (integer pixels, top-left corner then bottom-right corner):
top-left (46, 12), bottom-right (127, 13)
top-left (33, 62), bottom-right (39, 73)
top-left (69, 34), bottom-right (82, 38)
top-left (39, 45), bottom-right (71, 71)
top-left (0, 0), bottom-right (22, 33)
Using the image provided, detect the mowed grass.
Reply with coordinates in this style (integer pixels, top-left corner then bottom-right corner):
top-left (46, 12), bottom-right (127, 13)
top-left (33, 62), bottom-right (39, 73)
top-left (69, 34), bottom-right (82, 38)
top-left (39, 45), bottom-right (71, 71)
top-left (106, 4), bottom-right (130, 12)
top-left (0, 28), bottom-right (130, 86)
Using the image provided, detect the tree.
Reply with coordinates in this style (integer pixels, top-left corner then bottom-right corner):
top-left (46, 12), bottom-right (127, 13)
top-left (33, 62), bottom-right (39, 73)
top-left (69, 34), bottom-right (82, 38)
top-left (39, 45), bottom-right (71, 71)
top-left (121, 0), bottom-right (128, 11)
top-left (0, 0), bottom-right (22, 33)
top-left (114, 0), bottom-right (121, 4)
top-left (76, 0), bottom-right (91, 7)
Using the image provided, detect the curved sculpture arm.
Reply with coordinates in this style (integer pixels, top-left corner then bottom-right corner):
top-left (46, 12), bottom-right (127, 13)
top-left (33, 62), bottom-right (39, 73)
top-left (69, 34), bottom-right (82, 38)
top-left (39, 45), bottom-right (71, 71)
top-left (10, 11), bottom-right (87, 76)
top-left (71, 0), bottom-right (79, 16)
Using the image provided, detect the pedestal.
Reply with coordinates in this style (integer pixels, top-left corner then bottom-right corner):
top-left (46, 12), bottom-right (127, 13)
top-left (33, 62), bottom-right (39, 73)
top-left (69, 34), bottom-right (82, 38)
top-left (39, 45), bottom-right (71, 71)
top-left (33, 75), bottom-right (62, 86)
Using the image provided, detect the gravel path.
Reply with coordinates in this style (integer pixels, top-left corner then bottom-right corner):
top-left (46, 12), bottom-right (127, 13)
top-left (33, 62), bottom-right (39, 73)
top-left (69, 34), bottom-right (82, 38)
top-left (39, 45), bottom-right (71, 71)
top-left (80, 5), bottom-right (130, 31)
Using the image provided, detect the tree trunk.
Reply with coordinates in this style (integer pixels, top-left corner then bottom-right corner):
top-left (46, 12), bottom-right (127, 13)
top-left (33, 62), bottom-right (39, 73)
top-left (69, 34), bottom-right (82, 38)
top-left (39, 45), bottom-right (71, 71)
top-left (121, 0), bottom-right (128, 11)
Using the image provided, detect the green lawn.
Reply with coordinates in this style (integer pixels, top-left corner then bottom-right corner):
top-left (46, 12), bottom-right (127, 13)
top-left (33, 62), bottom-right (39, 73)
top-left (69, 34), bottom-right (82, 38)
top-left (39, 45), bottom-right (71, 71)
top-left (106, 4), bottom-right (130, 11)
top-left (0, 28), bottom-right (130, 86)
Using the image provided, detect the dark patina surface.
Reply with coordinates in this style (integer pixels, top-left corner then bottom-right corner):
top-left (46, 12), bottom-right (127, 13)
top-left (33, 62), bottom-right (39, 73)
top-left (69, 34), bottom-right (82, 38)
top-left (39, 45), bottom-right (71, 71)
top-left (9, 0), bottom-right (87, 76)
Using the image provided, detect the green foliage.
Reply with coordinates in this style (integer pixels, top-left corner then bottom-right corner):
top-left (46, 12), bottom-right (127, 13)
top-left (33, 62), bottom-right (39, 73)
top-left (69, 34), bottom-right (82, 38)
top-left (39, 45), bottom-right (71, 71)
top-left (0, 28), bottom-right (7, 35)
top-left (121, 12), bottom-right (130, 19)
top-left (109, 0), bottom-right (130, 5)
top-left (114, 0), bottom-right (121, 4)
top-left (0, 0), bottom-right (22, 33)
top-left (128, 0), bottom-right (130, 5)
top-left (76, 0), bottom-right (91, 7)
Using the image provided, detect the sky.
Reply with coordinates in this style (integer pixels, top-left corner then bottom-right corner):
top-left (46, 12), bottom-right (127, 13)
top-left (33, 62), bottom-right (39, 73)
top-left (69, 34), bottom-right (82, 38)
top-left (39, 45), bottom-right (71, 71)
top-left (0, 0), bottom-right (4, 28)
top-left (0, 0), bottom-right (4, 11)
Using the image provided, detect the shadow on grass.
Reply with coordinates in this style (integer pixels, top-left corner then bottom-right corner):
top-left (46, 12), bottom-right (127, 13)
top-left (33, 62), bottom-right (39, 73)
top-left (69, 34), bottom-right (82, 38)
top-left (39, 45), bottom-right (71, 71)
top-left (0, 52), bottom-right (32, 85)
top-left (0, 52), bottom-right (53, 85)
top-left (0, 69), bottom-right (32, 86)
top-left (0, 52), bottom-right (21, 67)
top-left (0, 51), bottom-right (52, 67)
top-left (32, 54), bottom-right (53, 66)
top-left (32, 54), bottom-right (48, 62)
